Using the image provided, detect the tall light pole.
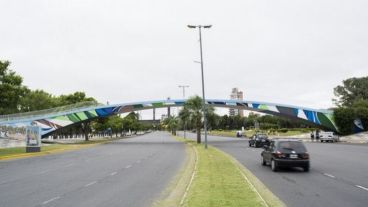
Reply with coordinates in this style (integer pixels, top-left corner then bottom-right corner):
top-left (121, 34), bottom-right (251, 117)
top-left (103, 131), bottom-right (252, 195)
top-left (187, 24), bottom-right (211, 149)
top-left (179, 85), bottom-right (189, 138)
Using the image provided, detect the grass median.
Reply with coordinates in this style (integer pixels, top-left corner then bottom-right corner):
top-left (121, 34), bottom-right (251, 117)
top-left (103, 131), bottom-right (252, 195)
top-left (156, 136), bottom-right (284, 207)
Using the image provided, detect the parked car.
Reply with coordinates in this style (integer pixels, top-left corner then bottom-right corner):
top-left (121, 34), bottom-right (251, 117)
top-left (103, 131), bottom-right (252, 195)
top-left (249, 134), bottom-right (270, 148)
top-left (319, 131), bottom-right (339, 142)
top-left (261, 139), bottom-right (310, 172)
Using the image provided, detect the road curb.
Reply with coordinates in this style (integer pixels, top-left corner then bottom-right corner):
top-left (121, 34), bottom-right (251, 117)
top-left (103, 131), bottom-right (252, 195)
top-left (0, 134), bottom-right (152, 161)
top-left (0, 144), bottom-right (98, 161)
top-left (152, 136), bottom-right (197, 207)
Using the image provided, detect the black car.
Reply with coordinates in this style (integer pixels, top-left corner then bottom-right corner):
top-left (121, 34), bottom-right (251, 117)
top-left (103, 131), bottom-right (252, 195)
top-left (261, 139), bottom-right (310, 172)
top-left (249, 134), bottom-right (269, 148)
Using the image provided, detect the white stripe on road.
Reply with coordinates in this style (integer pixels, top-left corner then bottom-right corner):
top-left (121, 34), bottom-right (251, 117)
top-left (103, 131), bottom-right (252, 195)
top-left (64, 163), bottom-right (74, 168)
top-left (39, 170), bottom-right (50, 175)
top-left (110, 172), bottom-right (117, 176)
top-left (323, 173), bottom-right (335, 178)
top-left (42, 196), bottom-right (60, 205)
top-left (356, 185), bottom-right (368, 191)
top-left (84, 181), bottom-right (97, 187)
top-left (125, 165), bottom-right (132, 169)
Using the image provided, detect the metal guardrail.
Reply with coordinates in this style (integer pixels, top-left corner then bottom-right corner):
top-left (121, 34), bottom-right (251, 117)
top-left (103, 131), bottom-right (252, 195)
top-left (0, 101), bottom-right (103, 123)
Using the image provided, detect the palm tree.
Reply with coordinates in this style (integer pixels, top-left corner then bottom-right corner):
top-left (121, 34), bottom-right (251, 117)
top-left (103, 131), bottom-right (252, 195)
top-left (179, 96), bottom-right (214, 144)
top-left (168, 116), bottom-right (179, 135)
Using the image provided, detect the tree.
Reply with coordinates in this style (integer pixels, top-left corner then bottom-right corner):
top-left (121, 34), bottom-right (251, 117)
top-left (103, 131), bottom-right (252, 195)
top-left (180, 96), bottom-right (203, 143)
top-left (122, 112), bottom-right (140, 134)
top-left (107, 115), bottom-right (123, 137)
top-left (179, 96), bottom-right (214, 144)
top-left (20, 89), bottom-right (56, 112)
top-left (332, 76), bottom-right (368, 134)
top-left (334, 99), bottom-right (368, 135)
top-left (55, 91), bottom-right (97, 106)
top-left (0, 61), bottom-right (28, 114)
top-left (333, 76), bottom-right (368, 107)
top-left (163, 116), bottom-right (179, 135)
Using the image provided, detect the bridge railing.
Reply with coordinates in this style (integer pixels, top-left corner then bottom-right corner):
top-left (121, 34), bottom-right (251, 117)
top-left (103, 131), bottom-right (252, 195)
top-left (0, 101), bottom-right (103, 123)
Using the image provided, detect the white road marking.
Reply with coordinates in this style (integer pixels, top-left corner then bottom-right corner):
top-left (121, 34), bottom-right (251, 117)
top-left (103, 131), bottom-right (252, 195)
top-left (110, 172), bottom-right (117, 176)
top-left (84, 181), bottom-right (97, 187)
top-left (356, 185), bottom-right (368, 191)
top-left (323, 173), bottom-right (335, 178)
top-left (39, 170), bottom-right (50, 174)
top-left (42, 196), bottom-right (60, 205)
top-left (64, 163), bottom-right (73, 168)
top-left (125, 165), bottom-right (132, 169)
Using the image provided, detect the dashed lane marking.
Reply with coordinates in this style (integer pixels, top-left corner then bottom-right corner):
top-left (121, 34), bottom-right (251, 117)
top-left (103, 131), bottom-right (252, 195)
top-left (84, 181), bottom-right (97, 187)
top-left (356, 185), bottom-right (368, 192)
top-left (110, 172), bottom-right (117, 176)
top-left (64, 163), bottom-right (74, 168)
top-left (42, 196), bottom-right (61, 205)
top-left (125, 165), bottom-right (132, 169)
top-left (323, 173), bottom-right (336, 178)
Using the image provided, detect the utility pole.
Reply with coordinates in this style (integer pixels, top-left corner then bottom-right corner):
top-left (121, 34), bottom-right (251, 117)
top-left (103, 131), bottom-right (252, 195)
top-left (179, 85), bottom-right (189, 138)
top-left (167, 97), bottom-right (171, 118)
top-left (187, 24), bottom-right (212, 149)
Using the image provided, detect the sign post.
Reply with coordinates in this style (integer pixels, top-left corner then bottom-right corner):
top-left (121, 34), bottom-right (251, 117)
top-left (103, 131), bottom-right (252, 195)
top-left (26, 126), bottom-right (41, 153)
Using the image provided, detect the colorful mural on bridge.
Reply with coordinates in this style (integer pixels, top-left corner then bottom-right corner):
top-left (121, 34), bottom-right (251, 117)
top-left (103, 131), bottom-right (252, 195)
top-left (0, 99), bottom-right (338, 136)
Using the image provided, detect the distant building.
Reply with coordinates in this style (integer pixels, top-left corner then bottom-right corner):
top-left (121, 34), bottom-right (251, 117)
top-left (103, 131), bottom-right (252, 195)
top-left (229, 88), bottom-right (244, 117)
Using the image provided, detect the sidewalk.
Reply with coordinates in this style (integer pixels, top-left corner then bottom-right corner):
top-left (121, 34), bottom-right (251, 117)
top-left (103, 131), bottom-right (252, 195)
top-left (272, 132), bottom-right (368, 144)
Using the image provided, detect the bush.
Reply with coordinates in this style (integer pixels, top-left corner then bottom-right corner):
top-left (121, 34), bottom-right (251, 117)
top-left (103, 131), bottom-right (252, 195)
top-left (278, 128), bottom-right (288, 133)
top-left (333, 107), bottom-right (366, 135)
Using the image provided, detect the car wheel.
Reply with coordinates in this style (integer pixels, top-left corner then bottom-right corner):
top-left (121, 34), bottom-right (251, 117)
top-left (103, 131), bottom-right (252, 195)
top-left (303, 166), bottom-right (310, 172)
top-left (249, 143), bottom-right (251, 147)
top-left (271, 160), bottom-right (278, 172)
top-left (262, 157), bottom-right (266, 166)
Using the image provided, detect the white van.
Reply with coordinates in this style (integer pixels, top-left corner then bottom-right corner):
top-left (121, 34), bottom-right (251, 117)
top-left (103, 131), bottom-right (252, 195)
top-left (319, 131), bottom-right (339, 143)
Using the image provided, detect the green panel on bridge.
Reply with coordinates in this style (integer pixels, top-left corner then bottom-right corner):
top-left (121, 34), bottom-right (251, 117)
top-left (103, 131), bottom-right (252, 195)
top-left (76, 112), bottom-right (88, 120)
top-left (317, 112), bottom-right (336, 130)
top-left (67, 114), bottom-right (81, 122)
top-left (85, 110), bottom-right (98, 118)
top-left (133, 104), bottom-right (144, 109)
top-left (54, 115), bottom-right (71, 121)
top-left (152, 103), bottom-right (164, 107)
top-left (259, 104), bottom-right (268, 110)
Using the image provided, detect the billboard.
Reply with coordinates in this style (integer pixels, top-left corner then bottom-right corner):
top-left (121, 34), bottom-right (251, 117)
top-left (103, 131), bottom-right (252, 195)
top-left (26, 126), bottom-right (41, 148)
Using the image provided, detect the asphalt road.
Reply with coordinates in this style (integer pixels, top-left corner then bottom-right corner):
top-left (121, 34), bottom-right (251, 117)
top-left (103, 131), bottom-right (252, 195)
top-left (179, 132), bottom-right (368, 207)
top-left (0, 132), bottom-right (186, 207)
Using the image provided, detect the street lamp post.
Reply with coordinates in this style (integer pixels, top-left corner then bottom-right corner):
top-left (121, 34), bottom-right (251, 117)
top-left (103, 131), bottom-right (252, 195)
top-left (187, 24), bottom-right (212, 149)
top-left (179, 85), bottom-right (189, 138)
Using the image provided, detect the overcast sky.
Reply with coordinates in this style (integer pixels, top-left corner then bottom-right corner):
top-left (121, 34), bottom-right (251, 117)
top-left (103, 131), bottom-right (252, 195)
top-left (1, 0), bottom-right (367, 118)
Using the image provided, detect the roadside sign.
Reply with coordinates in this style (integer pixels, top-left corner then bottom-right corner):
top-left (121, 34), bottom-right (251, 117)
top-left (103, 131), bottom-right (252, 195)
top-left (26, 126), bottom-right (41, 152)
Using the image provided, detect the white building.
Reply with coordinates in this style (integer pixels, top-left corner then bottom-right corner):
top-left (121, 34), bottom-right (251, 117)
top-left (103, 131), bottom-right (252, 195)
top-left (229, 88), bottom-right (244, 117)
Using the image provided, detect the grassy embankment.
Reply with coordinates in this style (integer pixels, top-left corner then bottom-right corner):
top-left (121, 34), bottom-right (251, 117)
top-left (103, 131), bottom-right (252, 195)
top-left (0, 138), bottom-right (121, 160)
top-left (209, 129), bottom-right (312, 138)
top-left (156, 137), bottom-right (285, 207)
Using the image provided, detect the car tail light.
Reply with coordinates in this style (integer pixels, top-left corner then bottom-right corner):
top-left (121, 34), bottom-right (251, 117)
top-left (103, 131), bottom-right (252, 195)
top-left (273, 151), bottom-right (285, 158)
top-left (301, 153), bottom-right (309, 159)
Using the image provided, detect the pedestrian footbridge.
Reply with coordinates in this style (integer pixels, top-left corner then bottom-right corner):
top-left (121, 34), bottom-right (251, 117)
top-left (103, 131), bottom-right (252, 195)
top-left (0, 99), bottom-right (337, 136)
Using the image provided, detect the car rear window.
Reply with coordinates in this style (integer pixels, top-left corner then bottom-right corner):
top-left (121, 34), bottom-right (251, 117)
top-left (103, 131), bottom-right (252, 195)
top-left (277, 141), bottom-right (307, 153)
